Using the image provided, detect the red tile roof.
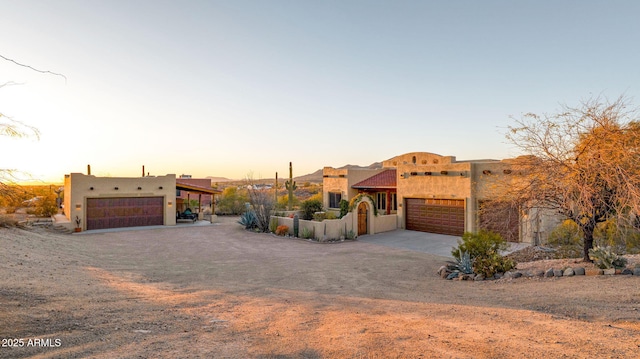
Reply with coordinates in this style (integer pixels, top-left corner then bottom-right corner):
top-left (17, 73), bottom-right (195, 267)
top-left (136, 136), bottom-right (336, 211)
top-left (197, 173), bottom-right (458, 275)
top-left (352, 169), bottom-right (397, 189)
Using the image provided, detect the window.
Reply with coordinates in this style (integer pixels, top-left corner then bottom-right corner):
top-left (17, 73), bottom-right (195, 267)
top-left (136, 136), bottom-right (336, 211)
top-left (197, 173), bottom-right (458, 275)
top-left (376, 192), bottom-right (397, 212)
top-left (376, 192), bottom-right (386, 211)
top-left (329, 192), bottom-right (342, 208)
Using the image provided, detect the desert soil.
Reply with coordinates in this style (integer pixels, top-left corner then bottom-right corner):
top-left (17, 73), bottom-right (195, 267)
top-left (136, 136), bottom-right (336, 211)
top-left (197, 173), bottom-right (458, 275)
top-left (1, 216), bottom-right (639, 358)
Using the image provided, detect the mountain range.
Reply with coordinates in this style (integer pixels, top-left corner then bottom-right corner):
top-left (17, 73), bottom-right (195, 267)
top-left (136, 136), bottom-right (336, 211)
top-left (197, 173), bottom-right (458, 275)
top-left (206, 162), bottom-right (382, 184)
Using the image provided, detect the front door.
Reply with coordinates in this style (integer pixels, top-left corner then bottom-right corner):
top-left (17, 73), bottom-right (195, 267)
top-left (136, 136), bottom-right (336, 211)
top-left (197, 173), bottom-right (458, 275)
top-left (357, 202), bottom-right (368, 236)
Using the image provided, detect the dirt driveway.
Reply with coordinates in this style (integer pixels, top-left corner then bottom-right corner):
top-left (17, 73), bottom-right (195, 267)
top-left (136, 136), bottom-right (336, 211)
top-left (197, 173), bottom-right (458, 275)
top-left (1, 216), bottom-right (640, 358)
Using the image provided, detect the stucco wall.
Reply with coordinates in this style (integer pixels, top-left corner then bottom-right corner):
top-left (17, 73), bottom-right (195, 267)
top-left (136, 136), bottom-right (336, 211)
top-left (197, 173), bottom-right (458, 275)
top-left (322, 167), bottom-right (385, 209)
top-left (64, 173), bottom-right (177, 230)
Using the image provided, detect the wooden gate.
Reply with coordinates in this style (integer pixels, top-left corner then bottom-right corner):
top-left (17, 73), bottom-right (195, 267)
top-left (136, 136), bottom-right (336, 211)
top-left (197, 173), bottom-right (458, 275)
top-left (357, 202), bottom-right (368, 236)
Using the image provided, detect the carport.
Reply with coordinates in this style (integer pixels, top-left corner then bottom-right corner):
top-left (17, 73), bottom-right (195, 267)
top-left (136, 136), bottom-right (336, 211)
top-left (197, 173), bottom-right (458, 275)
top-left (175, 180), bottom-right (222, 217)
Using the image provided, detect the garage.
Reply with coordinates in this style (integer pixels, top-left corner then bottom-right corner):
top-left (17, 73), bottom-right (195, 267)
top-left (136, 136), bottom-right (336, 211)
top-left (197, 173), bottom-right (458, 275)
top-left (405, 198), bottom-right (465, 236)
top-left (86, 197), bottom-right (164, 230)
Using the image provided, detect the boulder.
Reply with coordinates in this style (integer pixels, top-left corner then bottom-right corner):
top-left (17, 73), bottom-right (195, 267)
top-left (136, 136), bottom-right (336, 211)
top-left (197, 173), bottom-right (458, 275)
top-left (553, 269), bottom-right (564, 277)
top-left (532, 269), bottom-right (545, 277)
top-left (621, 268), bottom-right (633, 275)
top-left (633, 267), bottom-right (640, 276)
top-left (544, 268), bottom-right (554, 278)
top-left (563, 268), bottom-right (575, 277)
top-left (573, 267), bottom-right (585, 276)
top-left (474, 274), bottom-right (485, 281)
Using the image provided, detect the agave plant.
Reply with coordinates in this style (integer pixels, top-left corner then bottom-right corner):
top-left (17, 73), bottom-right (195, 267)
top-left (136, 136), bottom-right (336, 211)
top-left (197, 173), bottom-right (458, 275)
top-left (238, 210), bottom-right (257, 230)
top-left (447, 250), bottom-right (474, 274)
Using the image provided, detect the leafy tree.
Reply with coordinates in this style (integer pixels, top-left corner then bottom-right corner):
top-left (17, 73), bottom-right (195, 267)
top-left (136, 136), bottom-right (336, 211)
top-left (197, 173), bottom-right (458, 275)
top-left (490, 97), bottom-right (640, 261)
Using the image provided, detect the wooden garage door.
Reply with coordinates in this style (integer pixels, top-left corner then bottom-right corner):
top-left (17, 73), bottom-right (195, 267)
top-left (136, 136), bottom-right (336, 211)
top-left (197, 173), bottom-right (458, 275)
top-left (406, 198), bottom-right (465, 236)
top-left (86, 197), bottom-right (164, 230)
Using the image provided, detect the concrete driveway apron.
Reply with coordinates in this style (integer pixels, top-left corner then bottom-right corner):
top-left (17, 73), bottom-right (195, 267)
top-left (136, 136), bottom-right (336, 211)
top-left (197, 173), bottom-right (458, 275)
top-left (357, 229), bottom-right (460, 258)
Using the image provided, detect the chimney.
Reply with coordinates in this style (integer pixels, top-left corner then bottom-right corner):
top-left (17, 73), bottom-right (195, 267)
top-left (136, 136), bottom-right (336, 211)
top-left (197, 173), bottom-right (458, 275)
top-left (87, 164), bottom-right (91, 175)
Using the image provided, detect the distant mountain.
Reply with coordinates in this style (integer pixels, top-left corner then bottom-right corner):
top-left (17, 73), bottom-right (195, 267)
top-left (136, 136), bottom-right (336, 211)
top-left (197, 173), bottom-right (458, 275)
top-left (206, 176), bottom-right (235, 183)
top-left (295, 162), bottom-right (382, 183)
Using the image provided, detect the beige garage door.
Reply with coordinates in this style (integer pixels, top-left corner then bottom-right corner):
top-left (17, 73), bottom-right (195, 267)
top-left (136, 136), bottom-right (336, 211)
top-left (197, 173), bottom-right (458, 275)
top-left (86, 197), bottom-right (164, 230)
top-left (405, 198), bottom-right (465, 236)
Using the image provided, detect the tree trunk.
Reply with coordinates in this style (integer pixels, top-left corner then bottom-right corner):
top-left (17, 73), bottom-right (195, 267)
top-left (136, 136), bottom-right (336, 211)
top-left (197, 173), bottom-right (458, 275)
top-left (582, 224), bottom-right (595, 262)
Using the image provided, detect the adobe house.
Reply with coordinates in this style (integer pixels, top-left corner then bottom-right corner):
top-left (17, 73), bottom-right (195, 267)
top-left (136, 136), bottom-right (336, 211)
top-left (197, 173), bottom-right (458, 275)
top-left (62, 173), bottom-right (220, 231)
top-left (323, 152), bottom-right (557, 243)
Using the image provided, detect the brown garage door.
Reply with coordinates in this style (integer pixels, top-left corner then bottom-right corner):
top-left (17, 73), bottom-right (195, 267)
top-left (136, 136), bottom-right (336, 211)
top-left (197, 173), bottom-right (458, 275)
top-left (86, 197), bottom-right (164, 230)
top-left (406, 198), bottom-right (465, 236)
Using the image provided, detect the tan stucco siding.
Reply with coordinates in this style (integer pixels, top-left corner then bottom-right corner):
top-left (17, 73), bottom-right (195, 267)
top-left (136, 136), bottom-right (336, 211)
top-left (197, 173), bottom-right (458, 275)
top-left (322, 167), bottom-right (385, 209)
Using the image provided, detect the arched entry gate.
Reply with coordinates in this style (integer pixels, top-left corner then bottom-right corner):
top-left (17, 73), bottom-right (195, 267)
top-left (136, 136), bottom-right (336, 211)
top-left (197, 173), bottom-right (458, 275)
top-left (357, 202), bottom-right (368, 236)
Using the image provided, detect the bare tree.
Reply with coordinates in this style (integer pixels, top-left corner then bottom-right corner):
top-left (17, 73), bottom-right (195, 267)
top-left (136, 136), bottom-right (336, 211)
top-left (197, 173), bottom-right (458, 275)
top-left (488, 96), bottom-right (640, 261)
top-left (1, 55), bottom-right (64, 198)
top-left (245, 177), bottom-right (275, 233)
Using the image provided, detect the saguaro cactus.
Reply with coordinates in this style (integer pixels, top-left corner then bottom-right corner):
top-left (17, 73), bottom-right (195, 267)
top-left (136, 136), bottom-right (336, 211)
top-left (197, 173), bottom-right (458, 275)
top-left (285, 162), bottom-right (297, 210)
top-left (293, 214), bottom-right (299, 237)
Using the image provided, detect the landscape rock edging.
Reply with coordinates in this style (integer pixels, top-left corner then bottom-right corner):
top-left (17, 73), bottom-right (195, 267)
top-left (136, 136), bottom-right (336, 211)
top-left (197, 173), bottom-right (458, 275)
top-left (438, 265), bottom-right (639, 281)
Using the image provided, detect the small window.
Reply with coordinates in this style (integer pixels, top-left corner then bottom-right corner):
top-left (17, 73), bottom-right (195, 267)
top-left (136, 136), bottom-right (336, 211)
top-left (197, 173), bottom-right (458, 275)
top-left (376, 192), bottom-right (386, 211)
top-left (412, 156), bottom-right (417, 164)
top-left (329, 192), bottom-right (342, 208)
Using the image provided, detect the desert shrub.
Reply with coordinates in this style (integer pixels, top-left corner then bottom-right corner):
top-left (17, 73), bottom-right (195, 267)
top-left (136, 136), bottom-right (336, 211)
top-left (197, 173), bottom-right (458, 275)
top-left (588, 246), bottom-right (628, 269)
top-left (0, 215), bottom-right (17, 227)
top-left (546, 220), bottom-right (582, 246)
top-left (275, 225), bottom-right (289, 236)
top-left (452, 230), bottom-right (516, 278)
top-left (300, 227), bottom-right (313, 239)
top-left (269, 217), bottom-right (279, 233)
top-left (346, 229), bottom-right (356, 240)
top-left (238, 210), bottom-right (257, 230)
top-left (301, 199), bottom-right (323, 220)
top-left (313, 212), bottom-right (326, 221)
top-left (277, 195), bottom-right (300, 210)
top-left (594, 219), bottom-right (640, 254)
top-left (339, 199), bottom-right (349, 218)
top-left (33, 194), bottom-right (58, 217)
top-left (217, 187), bottom-right (249, 215)
top-left (325, 211), bottom-right (337, 220)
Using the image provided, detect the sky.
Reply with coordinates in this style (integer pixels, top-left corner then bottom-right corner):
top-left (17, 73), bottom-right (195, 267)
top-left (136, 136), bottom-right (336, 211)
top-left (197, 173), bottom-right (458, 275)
top-left (2, 0), bottom-right (640, 183)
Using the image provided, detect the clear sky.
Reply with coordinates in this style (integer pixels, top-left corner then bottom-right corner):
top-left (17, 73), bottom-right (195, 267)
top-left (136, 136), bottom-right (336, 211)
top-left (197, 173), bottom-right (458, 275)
top-left (2, 1), bottom-right (640, 183)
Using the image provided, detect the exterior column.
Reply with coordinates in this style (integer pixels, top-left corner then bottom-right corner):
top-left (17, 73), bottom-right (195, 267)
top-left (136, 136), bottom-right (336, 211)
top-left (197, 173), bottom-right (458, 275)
top-left (386, 190), bottom-right (391, 215)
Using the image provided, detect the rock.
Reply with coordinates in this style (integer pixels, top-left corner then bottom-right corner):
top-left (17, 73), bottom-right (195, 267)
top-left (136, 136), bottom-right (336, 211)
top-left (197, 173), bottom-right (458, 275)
top-left (586, 268), bottom-right (604, 276)
top-left (493, 273), bottom-right (503, 280)
top-left (544, 268), bottom-right (554, 278)
top-left (460, 273), bottom-right (475, 281)
top-left (634, 267), bottom-right (640, 276)
top-left (503, 271), bottom-right (513, 279)
top-left (532, 269), bottom-right (545, 277)
top-left (603, 268), bottom-right (616, 275)
top-left (574, 267), bottom-right (585, 276)
top-left (553, 269), bottom-right (564, 277)
top-left (438, 266), bottom-right (452, 279)
top-left (446, 272), bottom-right (459, 280)
top-left (474, 274), bottom-right (485, 281)
top-left (512, 271), bottom-right (523, 279)
top-left (563, 268), bottom-right (575, 277)
top-left (621, 268), bottom-right (633, 275)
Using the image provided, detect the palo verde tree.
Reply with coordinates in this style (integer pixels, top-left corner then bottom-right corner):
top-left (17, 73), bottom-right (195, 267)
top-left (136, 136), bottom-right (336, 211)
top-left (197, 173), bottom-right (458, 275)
top-left (491, 96), bottom-right (640, 261)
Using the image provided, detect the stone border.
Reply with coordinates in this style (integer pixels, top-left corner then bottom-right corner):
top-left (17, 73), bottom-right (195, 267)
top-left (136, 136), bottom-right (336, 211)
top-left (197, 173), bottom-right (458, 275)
top-left (438, 265), bottom-right (640, 281)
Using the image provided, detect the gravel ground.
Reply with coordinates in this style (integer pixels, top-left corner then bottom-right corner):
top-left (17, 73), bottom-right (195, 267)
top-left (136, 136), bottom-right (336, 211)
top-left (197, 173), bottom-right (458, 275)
top-left (1, 217), bottom-right (640, 358)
